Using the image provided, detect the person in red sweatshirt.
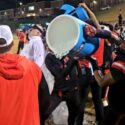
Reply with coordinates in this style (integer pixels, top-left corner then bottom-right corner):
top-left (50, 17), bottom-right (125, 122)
top-left (16, 29), bottom-right (26, 54)
top-left (0, 25), bottom-right (42, 125)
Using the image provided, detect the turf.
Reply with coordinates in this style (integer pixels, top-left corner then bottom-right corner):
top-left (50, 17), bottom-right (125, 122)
top-left (96, 2), bottom-right (125, 23)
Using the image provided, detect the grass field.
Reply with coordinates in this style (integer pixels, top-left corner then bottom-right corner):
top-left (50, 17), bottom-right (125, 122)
top-left (11, 34), bottom-right (18, 53)
top-left (96, 2), bottom-right (125, 23)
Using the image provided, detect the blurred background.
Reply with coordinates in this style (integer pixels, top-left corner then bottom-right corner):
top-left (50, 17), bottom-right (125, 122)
top-left (0, 0), bottom-right (125, 30)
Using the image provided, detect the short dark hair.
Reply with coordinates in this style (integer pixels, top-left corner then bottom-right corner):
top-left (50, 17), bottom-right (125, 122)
top-left (0, 38), bottom-right (13, 53)
top-left (0, 38), bottom-right (6, 45)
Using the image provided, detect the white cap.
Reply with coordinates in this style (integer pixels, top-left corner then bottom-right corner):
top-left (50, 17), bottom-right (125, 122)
top-left (100, 25), bottom-right (110, 31)
top-left (0, 25), bottom-right (13, 47)
top-left (32, 24), bottom-right (43, 33)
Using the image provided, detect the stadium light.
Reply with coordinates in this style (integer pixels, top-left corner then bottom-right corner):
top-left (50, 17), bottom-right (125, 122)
top-left (19, 2), bottom-right (23, 6)
top-left (21, 11), bottom-right (24, 15)
top-left (93, 0), bottom-right (97, 4)
top-left (39, 8), bottom-right (42, 12)
top-left (4, 12), bottom-right (7, 16)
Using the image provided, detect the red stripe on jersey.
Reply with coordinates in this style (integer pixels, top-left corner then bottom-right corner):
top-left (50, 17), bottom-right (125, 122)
top-left (112, 61), bottom-right (125, 74)
top-left (92, 38), bottom-right (104, 66)
top-left (78, 59), bottom-right (90, 68)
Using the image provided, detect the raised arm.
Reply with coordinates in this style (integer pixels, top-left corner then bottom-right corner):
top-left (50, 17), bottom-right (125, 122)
top-left (79, 2), bottom-right (101, 30)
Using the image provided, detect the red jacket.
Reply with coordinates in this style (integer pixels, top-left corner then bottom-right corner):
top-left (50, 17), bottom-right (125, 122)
top-left (18, 31), bottom-right (26, 42)
top-left (92, 38), bottom-right (105, 66)
top-left (0, 54), bottom-right (42, 125)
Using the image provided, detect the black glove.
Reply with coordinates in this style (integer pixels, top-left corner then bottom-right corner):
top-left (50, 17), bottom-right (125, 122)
top-left (87, 57), bottom-right (99, 71)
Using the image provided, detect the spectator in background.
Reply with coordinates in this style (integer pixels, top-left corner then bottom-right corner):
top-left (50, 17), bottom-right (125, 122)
top-left (20, 24), bottom-right (45, 66)
top-left (22, 25), bottom-right (32, 43)
top-left (0, 25), bottom-right (42, 125)
top-left (118, 12), bottom-right (123, 27)
top-left (16, 29), bottom-right (26, 54)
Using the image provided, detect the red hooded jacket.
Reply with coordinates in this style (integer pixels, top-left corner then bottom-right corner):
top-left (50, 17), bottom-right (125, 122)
top-left (0, 54), bottom-right (42, 125)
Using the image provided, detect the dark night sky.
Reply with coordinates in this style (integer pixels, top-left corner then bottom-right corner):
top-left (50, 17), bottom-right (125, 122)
top-left (0, 0), bottom-right (47, 10)
top-left (0, 0), bottom-right (82, 10)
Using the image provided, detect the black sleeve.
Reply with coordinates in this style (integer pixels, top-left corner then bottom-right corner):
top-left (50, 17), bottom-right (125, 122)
top-left (38, 76), bottom-right (50, 123)
top-left (95, 30), bottom-right (120, 45)
top-left (95, 30), bottom-right (112, 39)
top-left (45, 53), bottom-right (76, 79)
top-left (45, 54), bottom-right (63, 79)
top-left (62, 59), bottom-right (77, 77)
top-left (110, 67), bottom-right (125, 82)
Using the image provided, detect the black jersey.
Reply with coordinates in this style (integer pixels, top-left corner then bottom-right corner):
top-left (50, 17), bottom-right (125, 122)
top-left (45, 53), bottom-right (80, 92)
top-left (108, 52), bottom-right (125, 112)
